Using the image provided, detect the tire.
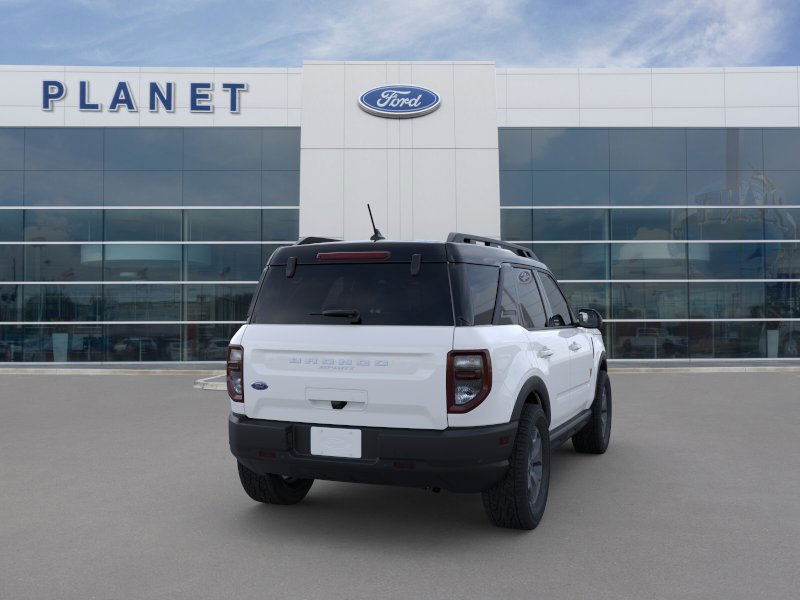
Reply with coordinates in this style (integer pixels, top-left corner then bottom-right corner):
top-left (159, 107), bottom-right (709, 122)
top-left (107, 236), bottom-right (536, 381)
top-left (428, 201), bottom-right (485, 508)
top-left (482, 404), bottom-right (550, 530)
top-left (237, 462), bottom-right (314, 505)
top-left (572, 370), bottom-right (612, 454)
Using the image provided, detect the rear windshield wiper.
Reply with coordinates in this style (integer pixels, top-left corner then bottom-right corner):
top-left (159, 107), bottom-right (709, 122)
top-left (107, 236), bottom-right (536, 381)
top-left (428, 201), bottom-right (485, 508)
top-left (309, 309), bottom-right (362, 324)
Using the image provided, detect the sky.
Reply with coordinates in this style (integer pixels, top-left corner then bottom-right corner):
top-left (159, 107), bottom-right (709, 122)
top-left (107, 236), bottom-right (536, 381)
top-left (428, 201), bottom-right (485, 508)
top-left (0, 0), bottom-right (798, 68)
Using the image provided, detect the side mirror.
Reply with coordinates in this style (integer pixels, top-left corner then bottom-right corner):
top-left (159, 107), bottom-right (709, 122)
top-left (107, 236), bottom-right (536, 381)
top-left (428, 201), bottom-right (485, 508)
top-left (577, 308), bottom-right (603, 329)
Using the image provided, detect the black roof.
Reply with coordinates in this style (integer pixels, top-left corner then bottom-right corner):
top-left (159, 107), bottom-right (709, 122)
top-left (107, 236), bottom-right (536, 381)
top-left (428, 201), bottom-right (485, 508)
top-left (268, 238), bottom-right (549, 270)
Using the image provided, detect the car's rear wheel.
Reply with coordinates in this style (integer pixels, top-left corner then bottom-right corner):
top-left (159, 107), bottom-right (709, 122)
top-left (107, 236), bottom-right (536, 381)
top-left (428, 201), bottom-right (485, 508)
top-left (482, 404), bottom-right (550, 530)
top-left (572, 370), bottom-right (612, 454)
top-left (237, 462), bottom-right (314, 505)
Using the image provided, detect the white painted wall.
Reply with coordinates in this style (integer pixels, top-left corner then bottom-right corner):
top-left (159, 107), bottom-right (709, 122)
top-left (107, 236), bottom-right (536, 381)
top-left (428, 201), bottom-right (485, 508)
top-left (498, 66), bottom-right (800, 127)
top-left (298, 61), bottom-right (501, 242)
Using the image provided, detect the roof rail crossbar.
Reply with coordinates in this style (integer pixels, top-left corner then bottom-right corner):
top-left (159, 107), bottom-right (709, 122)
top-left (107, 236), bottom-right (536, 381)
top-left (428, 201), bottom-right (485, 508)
top-left (446, 232), bottom-right (538, 260)
top-left (296, 236), bottom-right (339, 245)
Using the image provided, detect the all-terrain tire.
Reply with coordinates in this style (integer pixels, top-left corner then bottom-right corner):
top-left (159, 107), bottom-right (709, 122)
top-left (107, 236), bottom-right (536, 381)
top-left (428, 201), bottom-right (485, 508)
top-left (482, 404), bottom-right (550, 530)
top-left (237, 462), bottom-right (314, 505)
top-left (572, 369), bottom-right (612, 454)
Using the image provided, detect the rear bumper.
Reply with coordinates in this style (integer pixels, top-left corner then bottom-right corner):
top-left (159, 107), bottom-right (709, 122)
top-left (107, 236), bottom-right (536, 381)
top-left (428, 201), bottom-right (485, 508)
top-left (229, 413), bottom-right (517, 493)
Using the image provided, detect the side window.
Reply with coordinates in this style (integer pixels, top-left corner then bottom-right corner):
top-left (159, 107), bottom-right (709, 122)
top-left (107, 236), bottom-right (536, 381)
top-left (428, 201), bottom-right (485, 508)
top-left (496, 267), bottom-right (519, 326)
top-left (514, 268), bottom-right (547, 329)
top-left (452, 264), bottom-right (499, 326)
top-left (540, 272), bottom-right (573, 327)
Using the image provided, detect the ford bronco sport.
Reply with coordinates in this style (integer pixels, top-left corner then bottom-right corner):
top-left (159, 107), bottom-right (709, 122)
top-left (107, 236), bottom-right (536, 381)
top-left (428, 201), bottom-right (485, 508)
top-left (227, 233), bottom-right (611, 530)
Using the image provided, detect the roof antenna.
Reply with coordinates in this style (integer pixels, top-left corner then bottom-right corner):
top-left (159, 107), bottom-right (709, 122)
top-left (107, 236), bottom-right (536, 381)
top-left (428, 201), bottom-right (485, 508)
top-left (367, 204), bottom-right (385, 242)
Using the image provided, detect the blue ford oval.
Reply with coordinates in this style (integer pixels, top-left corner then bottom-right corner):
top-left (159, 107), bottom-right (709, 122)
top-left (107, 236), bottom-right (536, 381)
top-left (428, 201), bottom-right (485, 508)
top-left (358, 85), bottom-right (440, 118)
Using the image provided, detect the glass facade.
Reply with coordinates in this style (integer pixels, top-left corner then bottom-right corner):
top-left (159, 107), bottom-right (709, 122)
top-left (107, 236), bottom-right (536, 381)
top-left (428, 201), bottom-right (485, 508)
top-left (0, 127), bottom-right (299, 362)
top-left (500, 128), bottom-right (800, 359)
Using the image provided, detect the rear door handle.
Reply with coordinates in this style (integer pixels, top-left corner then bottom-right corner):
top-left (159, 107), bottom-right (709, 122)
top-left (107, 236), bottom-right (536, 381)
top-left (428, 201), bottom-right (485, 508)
top-left (569, 342), bottom-right (582, 351)
top-left (538, 347), bottom-right (554, 358)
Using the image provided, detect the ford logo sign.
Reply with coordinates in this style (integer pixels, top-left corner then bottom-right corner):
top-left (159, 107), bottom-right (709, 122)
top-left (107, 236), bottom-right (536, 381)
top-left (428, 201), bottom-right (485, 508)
top-left (358, 85), bottom-right (440, 118)
top-left (251, 381), bottom-right (268, 390)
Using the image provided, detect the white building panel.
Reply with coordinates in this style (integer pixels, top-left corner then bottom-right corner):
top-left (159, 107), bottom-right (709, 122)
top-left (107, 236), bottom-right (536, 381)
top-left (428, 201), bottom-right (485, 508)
top-left (506, 71), bottom-right (580, 109)
top-left (652, 72), bottom-right (725, 107)
top-left (579, 71), bottom-right (652, 108)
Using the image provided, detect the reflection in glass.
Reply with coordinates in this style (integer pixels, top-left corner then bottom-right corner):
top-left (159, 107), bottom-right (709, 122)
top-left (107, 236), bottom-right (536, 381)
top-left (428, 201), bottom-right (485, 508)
top-left (185, 244), bottom-right (263, 281)
top-left (23, 285), bottom-right (101, 321)
top-left (25, 128), bottom-right (103, 171)
top-left (689, 282), bottom-right (764, 319)
top-left (22, 324), bottom-right (104, 362)
top-left (0, 285), bottom-right (20, 321)
top-left (104, 128), bottom-right (182, 170)
top-left (0, 246), bottom-right (23, 281)
top-left (530, 209), bottom-right (608, 241)
top-left (687, 170), bottom-right (773, 205)
top-left (103, 245), bottom-right (181, 281)
top-left (182, 171), bottom-right (260, 205)
top-left (689, 243), bottom-right (764, 279)
top-left (24, 210), bottom-right (102, 242)
top-left (530, 243), bottom-right (608, 280)
top-left (611, 243), bottom-right (687, 279)
top-left (560, 283), bottom-right (609, 318)
top-left (501, 209), bottom-right (532, 241)
top-left (611, 171), bottom-right (686, 205)
top-left (686, 129), bottom-right (763, 171)
top-left (185, 209), bottom-right (260, 241)
top-left (104, 285), bottom-right (181, 320)
top-left (185, 284), bottom-right (255, 321)
top-left (612, 282), bottom-right (687, 319)
top-left (0, 209), bottom-right (23, 241)
top-left (104, 210), bottom-right (181, 241)
top-left (262, 209), bottom-right (299, 241)
top-left (774, 322), bottom-right (800, 357)
top-left (183, 128), bottom-right (261, 170)
top-left (689, 322), bottom-right (765, 358)
top-left (0, 170), bottom-right (23, 205)
top-left (500, 171), bottom-right (532, 205)
top-left (262, 128), bottom-right (301, 170)
top-left (499, 129), bottom-right (532, 170)
top-left (533, 129), bottom-right (609, 170)
top-left (24, 171), bottom-right (103, 206)
top-left (766, 282), bottom-right (800, 318)
top-left (25, 244), bottom-right (102, 281)
top-left (765, 243), bottom-right (800, 278)
top-left (611, 208), bottom-right (687, 240)
top-left (763, 129), bottom-right (800, 170)
top-left (612, 321), bottom-right (688, 359)
top-left (185, 323), bottom-right (241, 361)
top-left (105, 324), bottom-right (181, 361)
top-left (533, 171), bottom-right (609, 206)
top-left (0, 129), bottom-right (24, 170)
top-left (687, 207), bottom-right (764, 240)
top-left (610, 129), bottom-right (685, 170)
top-left (262, 171), bottom-right (300, 206)
top-left (104, 171), bottom-right (182, 206)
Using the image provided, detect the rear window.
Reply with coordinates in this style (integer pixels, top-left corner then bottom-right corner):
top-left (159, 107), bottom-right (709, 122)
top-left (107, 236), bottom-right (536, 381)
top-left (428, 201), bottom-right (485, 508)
top-left (250, 263), bottom-right (454, 326)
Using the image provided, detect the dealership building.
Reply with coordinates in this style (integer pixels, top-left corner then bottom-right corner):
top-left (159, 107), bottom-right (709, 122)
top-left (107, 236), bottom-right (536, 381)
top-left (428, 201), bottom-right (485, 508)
top-left (0, 61), bottom-right (799, 362)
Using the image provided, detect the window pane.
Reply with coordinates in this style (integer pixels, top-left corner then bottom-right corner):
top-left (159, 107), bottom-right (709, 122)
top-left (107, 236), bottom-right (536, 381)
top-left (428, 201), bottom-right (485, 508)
top-left (24, 210), bottom-right (102, 242)
top-left (0, 325), bottom-right (23, 361)
top-left (687, 207), bottom-right (764, 240)
top-left (499, 129), bottom-right (532, 170)
top-left (766, 282), bottom-right (800, 317)
top-left (0, 209), bottom-right (22, 241)
top-left (533, 129), bottom-right (609, 170)
top-left (764, 129), bottom-right (800, 170)
top-left (763, 208), bottom-right (800, 239)
top-left (104, 171), bottom-right (182, 206)
top-left (185, 284), bottom-right (255, 321)
top-left (610, 129), bottom-right (685, 170)
top-left (559, 283), bottom-right (609, 319)
top-left (611, 282), bottom-right (687, 319)
top-left (262, 209), bottom-right (299, 241)
top-left (611, 243), bottom-right (687, 279)
top-left (184, 209), bottom-right (260, 241)
top-left (22, 285), bottom-right (101, 321)
top-left (22, 324), bottom-right (104, 362)
top-left (104, 285), bottom-right (181, 320)
top-left (500, 209), bottom-right (532, 241)
top-left (611, 171), bottom-right (687, 205)
top-left (185, 244), bottom-right (264, 281)
top-left (765, 170), bottom-right (800, 204)
top-left (689, 282), bottom-right (764, 318)
top-left (0, 129), bottom-right (24, 170)
top-left (774, 322), bottom-right (800, 358)
top-left (262, 128), bottom-right (301, 170)
top-left (515, 268), bottom-right (547, 328)
top-left (106, 324), bottom-right (181, 361)
top-left (612, 321), bottom-right (688, 359)
top-left (104, 128), bottom-right (182, 170)
top-left (765, 242), bottom-right (800, 278)
top-left (0, 285), bottom-right (21, 321)
top-left (185, 323), bottom-right (240, 361)
top-left (530, 209), bottom-right (608, 241)
top-left (539, 272), bottom-right (572, 325)
top-left (25, 244), bottom-right (102, 281)
top-left (689, 243), bottom-right (764, 279)
top-left (183, 171), bottom-right (260, 206)
top-left (451, 264), bottom-right (498, 326)
top-left (499, 171), bottom-right (532, 206)
top-left (531, 243), bottom-right (608, 280)
top-left (496, 267), bottom-right (519, 326)
top-left (25, 128), bottom-right (103, 170)
top-left (104, 209), bottom-right (181, 241)
top-left (686, 128), bottom-right (763, 171)
top-left (611, 208), bottom-right (687, 240)
top-left (0, 246), bottom-right (23, 281)
top-left (687, 170), bottom-right (769, 205)
top-left (533, 171), bottom-right (609, 206)
top-left (183, 128), bottom-right (260, 170)
top-left (25, 171), bottom-right (103, 206)
top-left (103, 245), bottom-right (181, 281)
top-left (262, 170), bottom-right (299, 206)
top-left (0, 171), bottom-right (23, 206)
top-left (689, 322), bottom-right (765, 358)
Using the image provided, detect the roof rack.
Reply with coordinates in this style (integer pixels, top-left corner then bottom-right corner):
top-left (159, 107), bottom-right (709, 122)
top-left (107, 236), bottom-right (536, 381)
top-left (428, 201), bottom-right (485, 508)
top-left (296, 236), bottom-right (339, 245)
top-left (446, 232), bottom-right (538, 260)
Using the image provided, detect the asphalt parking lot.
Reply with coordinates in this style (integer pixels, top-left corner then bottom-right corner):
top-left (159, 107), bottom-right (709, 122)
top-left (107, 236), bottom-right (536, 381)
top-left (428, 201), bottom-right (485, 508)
top-left (1, 372), bottom-right (799, 600)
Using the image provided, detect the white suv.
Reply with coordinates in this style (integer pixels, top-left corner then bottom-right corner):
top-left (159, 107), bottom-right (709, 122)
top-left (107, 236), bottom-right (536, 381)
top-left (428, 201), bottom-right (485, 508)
top-left (227, 233), bottom-right (611, 530)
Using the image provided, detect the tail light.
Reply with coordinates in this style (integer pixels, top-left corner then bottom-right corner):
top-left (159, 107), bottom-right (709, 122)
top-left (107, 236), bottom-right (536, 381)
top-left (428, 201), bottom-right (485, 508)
top-left (227, 345), bottom-right (244, 402)
top-left (447, 350), bottom-right (491, 413)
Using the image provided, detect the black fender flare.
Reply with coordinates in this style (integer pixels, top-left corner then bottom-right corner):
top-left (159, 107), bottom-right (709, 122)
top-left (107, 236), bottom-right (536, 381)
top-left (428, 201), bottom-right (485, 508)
top-left (598, 350), bottom-right (607, 372)
top-left (510, 376), bottom-right (552, 425)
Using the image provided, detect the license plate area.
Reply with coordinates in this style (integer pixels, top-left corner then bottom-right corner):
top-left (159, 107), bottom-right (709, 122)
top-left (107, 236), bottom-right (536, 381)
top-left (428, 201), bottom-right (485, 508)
top-left (310, 426), bottom-right (362, 459)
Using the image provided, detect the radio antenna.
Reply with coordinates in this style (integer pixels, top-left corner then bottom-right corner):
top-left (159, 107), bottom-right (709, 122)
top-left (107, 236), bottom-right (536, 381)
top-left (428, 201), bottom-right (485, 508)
top-left (367, 204), bottom-right (385, 242)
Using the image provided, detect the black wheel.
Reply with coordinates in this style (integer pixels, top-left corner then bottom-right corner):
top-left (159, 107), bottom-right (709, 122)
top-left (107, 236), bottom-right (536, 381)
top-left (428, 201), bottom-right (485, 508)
top-left (482, 404), bottom-right (550, 530)
top-left (572, 370), bottom-right (612, 454)
top-left (237, 462), bottom-right (314, 505)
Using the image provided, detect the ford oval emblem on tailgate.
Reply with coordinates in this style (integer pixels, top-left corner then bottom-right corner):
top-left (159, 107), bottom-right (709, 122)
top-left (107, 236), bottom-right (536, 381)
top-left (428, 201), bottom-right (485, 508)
top-left (251, 381), bottom-right (268, 390)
